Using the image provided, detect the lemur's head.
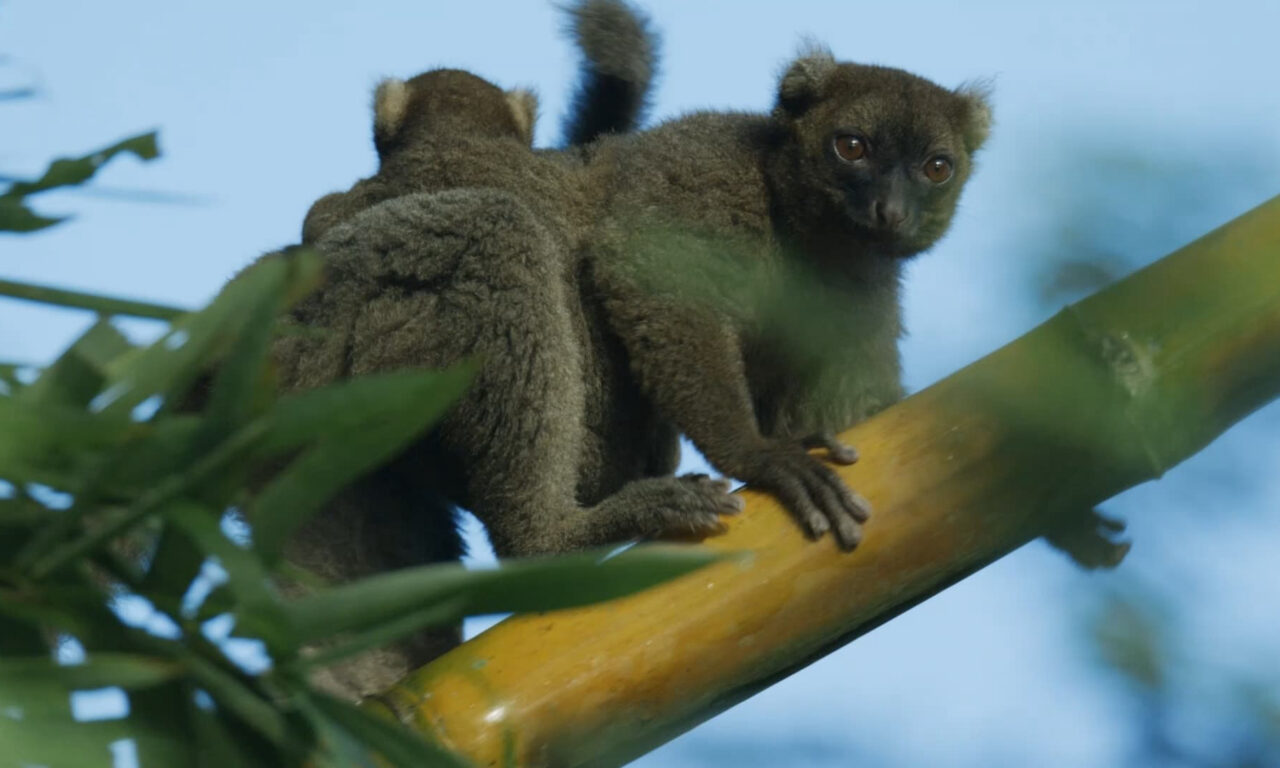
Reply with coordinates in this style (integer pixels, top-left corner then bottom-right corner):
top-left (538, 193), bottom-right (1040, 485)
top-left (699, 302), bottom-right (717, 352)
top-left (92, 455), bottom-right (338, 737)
top-left (772, 46), bottom-right (991, 258)
top-left (372, 68), bottom-right (538, 159)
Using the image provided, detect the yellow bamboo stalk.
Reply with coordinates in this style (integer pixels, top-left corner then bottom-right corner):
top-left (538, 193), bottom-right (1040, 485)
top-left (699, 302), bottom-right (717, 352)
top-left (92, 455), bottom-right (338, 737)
top-left (375, 194), bottom-right (1280, 768)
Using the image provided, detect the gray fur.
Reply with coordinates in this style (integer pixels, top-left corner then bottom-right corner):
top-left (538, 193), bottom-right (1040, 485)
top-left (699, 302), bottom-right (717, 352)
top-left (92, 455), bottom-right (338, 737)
top-left (301, 69), bottom-right (543, 245)
top-left (266, 47), bottom-right (992, 699)
top-left (562, 0), bottom-right (658, 145)
top-left (301, 0), bottom-right (657, 246)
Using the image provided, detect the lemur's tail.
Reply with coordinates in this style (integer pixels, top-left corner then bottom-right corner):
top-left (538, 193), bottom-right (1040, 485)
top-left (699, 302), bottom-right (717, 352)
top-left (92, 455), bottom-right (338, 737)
top-left (561, 0), bottom-right (659, 146)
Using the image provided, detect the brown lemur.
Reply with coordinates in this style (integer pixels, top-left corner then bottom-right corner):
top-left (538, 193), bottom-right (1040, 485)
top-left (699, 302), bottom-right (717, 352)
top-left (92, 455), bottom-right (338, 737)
top-left (580, 47), bottom-right (992, 549)
top-left (268, 38), bottom-right (993, 699)
top-left (274, 0), bottom-right (672, 697)
top-left (301, 0), bottom-right (659, 245)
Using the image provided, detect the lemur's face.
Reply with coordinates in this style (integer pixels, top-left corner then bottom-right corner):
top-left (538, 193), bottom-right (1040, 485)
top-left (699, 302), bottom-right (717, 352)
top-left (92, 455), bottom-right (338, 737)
top-left (777, 58), bottom-right (990, 258)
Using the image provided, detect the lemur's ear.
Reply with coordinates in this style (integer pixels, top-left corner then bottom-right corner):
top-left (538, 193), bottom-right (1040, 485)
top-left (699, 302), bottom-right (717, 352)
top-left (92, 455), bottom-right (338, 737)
top-left (954, 81), bottom-right (993, 153)
top-left (776, 42), bottom-right (837, 117)
top-left (373, 77), bottom-right (411, 149)
top-left (505, 88), bottom-right (539, 146)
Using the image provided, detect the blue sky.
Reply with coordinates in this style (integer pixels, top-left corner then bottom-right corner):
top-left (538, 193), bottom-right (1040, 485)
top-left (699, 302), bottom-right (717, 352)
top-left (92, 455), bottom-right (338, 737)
top-left (4, 1), bottom-right (1280, 766)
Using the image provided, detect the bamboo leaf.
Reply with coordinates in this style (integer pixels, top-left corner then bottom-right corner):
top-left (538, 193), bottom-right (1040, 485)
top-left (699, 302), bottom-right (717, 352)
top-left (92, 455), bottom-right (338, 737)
top-left (99, 260), bottom-right (284, 420)
top-left (0, 714), bottom-right (187, 768)
top-left (285, 545), bottom-right (724, 643)
top-left (140, 522), bottom-right (208, 610)
top-left (0, 588), bottom-right (98, 640)
top-left (20, 319), bottom-right (132, 408)
top-left (189, 701), bottom-right (281, 768)
top-left (0, 276), bottom-right (186, 320)
top-left (162, 501), bottom-right (294, 653)
top-left (128, 682), bottom-right (202, 768)
top-left (305, 691), bottom-right (470, 768)
top-left (0, 397), bottom-right (132, 482)
top-left (252, 364), bottom-right (473, 458)
top-left (2, 131), bottom-right (160, 199)
top-left (300, 597), bottom-right (466, 670)
top-left (0, 614), bottom-right (49, 655)
top-left (0, 361), bottom-right (25, 389)
top-left (105, 415), bottom-right (203, 498)
top-left (0, 196), bottom-right (64, 232)
top-left (0, 654), bottom-right (182, 700)
top-left (0, 497), bottom-right (54, 527)
top-left (94, 249), bottom-right (318, 422)
top-left (197, 271), bottom-right (282, 442)
top-left (24, 421), bottom-right (268, 581)
top-left (179, 650), bottom-right (300, 751)
top-left (249, 365), bottom-right (473, 561)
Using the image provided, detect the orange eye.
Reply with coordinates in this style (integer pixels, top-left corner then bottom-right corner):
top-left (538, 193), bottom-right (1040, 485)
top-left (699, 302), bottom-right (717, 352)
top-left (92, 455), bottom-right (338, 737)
top-left (924, 156), bottom-right (953, 184)
top-left (834, 135), bottom-right (867, 162)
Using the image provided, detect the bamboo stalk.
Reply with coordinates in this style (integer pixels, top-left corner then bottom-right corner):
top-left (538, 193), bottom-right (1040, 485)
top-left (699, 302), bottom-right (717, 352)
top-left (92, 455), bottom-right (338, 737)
top-left (376, 194), bottom-right (1280, 768)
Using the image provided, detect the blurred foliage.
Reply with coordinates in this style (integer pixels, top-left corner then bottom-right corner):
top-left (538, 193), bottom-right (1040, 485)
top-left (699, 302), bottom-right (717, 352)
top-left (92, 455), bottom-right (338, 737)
top-left (0, 137), bottom-right (722, 766)
top-left (1028, 134), bottom-right (1280, 767)
top-left (1087, 587), bottom-right (1280, 768)
top-left (1023, 138), bottom-right (1279, 307)
top-left (1, 132), bottom-right (161, 233)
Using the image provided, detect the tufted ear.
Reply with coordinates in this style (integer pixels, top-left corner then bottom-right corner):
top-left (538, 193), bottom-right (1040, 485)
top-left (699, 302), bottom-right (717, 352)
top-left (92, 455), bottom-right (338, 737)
top-left (954, 80), bottom-right (993, 153)
top-left (776, 43), bottom-right (837, 117)
top-left (373, 77), bottom-right (411, 149)
top-left (505, 88), bottom-right (539, 146)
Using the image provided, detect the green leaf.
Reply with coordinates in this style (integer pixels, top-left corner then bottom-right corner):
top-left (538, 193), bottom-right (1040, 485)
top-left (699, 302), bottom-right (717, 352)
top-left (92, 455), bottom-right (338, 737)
top-left (1091, 592), bottom-right (1167, 692)
top-left (304, 691), bottom-right (470, 768)
top-left (0, 195), bottom-right (64, 232)
top-left (0, 665), bottom-right (71, 720)
top-left (251, 364), bottom-right (473, 459)
top-left (0, 654), bottom-right (182, 702)
top-left (285, 545), bottom-right (725, 644)
top-left (3, 131), bottom-right (160, 199)
top-left (0, 496), bottom-right (54, 527)
top-left (195, 264), bottom-right (283, 446)
top-left (162, 501), bottom-right (294, 653)
top-left (128, 682), bottom-right (202, 768)
top-left (21, 319), bottom-right (132, 408)
top-left (141, 521), bottom-right (212, 611)
top-left (0, 714), bottom-right (187, 768)
top-left (0, 587), bottom-right (101, 641)
top-left (0, 614), bottom-right (48, 655)
top-left (179, 650), bottom-right (301, 751)
top-left (24, 421), bottom-right (268, 581)
top-left (193, 583), bottom-right (235, 623)
top-left (0, 361), bottom-right (26, 389)
top-left (300, 597), bottom-right (467, 670)
top-left (249, 365), bottom-right (473, 561)
top-left (189, 695), bottom-right (283, 768)
top-left (0, 397), bottom-right (132, 483)
top-left (95, 249), bottom-right (318, 422)
top-left (0, 276), bottom-right (186, 320)
top-left (99, 261), bottom-right (282, 420)
top-left (104, 415), bottom-right (204, 498)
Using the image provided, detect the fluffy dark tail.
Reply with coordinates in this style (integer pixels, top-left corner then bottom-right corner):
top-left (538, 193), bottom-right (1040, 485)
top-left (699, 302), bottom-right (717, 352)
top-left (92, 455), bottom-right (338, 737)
top-left (561, 0), bottom-right (659, 146)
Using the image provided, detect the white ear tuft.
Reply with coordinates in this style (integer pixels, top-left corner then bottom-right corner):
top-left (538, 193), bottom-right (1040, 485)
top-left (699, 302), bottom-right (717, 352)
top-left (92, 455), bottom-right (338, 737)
top-left (373, 77), bottom-right (411, 143)
top-left (505, 88), bottom-right (539, 146)
top-left (955, 79), bottom-right (994, 152)
top-left (777, 41), bottom-right (837, 117)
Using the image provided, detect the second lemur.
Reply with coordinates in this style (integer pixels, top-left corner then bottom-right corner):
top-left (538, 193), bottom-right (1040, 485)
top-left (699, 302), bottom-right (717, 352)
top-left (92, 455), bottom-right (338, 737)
top-left (302, 0), bottom-right (659, 244)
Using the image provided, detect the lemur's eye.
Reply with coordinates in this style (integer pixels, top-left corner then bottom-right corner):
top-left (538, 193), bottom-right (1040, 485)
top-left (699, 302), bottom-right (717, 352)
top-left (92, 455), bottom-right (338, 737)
top-left (833, 135), bottom-right (867, 162)
top-left (924, 156), bottom-right (953, 184)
